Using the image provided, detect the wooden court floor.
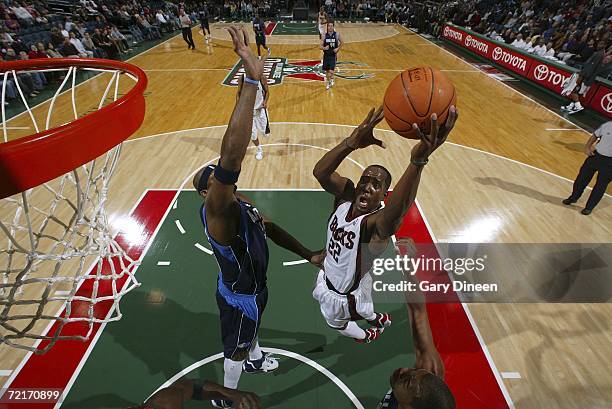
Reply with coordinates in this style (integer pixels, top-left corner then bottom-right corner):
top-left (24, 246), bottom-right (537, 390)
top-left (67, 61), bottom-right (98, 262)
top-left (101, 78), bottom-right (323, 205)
top-left (1, 23), bottom-right (611, 408)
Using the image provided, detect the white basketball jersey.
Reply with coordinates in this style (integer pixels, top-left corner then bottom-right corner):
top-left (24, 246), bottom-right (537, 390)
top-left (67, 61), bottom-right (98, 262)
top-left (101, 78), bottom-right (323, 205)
top-left (324, 201), bottom-right (380, 293)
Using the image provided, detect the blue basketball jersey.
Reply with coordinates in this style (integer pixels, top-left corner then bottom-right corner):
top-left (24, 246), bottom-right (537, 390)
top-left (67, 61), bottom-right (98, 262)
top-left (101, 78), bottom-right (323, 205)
top-left (377, 389), bottom-right (398, 409)
top-left (253, 18), bottom-right (264, 34)
top-left (324, 31), bottom-right (338, 56)
top-left (200, 199), bottom-right (269, 295)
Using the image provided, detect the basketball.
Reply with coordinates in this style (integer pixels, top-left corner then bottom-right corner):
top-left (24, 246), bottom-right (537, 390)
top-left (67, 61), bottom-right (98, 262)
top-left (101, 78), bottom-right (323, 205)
top-left (383, 67), bottom-right (457, 139)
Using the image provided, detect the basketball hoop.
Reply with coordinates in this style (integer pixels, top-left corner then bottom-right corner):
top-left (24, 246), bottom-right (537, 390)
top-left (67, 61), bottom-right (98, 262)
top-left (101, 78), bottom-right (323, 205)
top-left (0, 58), bottom-right (147, 353)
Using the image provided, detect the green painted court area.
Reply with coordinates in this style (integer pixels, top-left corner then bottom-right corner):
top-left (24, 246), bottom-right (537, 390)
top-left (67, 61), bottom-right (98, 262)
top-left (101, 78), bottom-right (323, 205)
top-left (60, 190), bottom-right (415, 409)
top-left (272, 22), bottom-right (319, 35)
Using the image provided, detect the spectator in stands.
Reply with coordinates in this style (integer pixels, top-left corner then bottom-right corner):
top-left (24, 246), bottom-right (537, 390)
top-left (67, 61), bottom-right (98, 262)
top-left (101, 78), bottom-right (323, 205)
top-left (50, 27), bottom-right (64, 47)
top-left (65, 16), bottom-right (76, 33)
top-left (60, 37), bottom-right (81, 58)
top-left (11, 2), bottom-right (34, 27)
top-left (0, 28), bottom-right (13, 47)
top-left (4, 48), bottom-right (38, 97)
top-left (28, 43), bottom-right (47, 59)
top-left (10, 35), bottom-right (28, 54)
top-left (81, 32), bottom-right (103, 58)
top-left (109, 25), bottom-right (130, 54)
top-left (562, 43), bottom-right (612, 113)
top-left (156, 9), bottom-right (171, 33)
top-left (136, 14), bottom-right (161, 40)
top-left (45, 42), bottom-right (63, 58)
top-left (97, 28), bottom-right (120, 58)
top-left (543, 41), bottom-right (556, 59)
top-left (69, 32), bottom-right (93, 58)
top-left (511, 33), bottom-right (527, 49)
top-left (18, 50), bottom-right (46, 88)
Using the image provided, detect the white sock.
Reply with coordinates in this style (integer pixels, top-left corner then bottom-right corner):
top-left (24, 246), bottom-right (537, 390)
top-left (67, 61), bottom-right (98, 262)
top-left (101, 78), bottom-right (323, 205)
top-left (256, 145), bottom-right (263, 152)
top-left (223, 358), bottom-right (243, 389)
top-left (249, 340), bottom-right (263, 361)
top-left (364, 312), bottom-right (377, 321)
top-left (338, 321), bottom-right (366, 339)
top-left (574, 102), bottom-right (582, 109)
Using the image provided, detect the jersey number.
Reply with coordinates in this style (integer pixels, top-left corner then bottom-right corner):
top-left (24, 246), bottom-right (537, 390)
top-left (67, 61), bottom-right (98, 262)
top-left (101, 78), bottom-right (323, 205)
top-left (328, 238), bottom-right (341, 262)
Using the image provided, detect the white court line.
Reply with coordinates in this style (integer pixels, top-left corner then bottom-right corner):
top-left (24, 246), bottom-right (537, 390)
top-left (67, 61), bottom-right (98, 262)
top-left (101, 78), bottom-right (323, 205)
top-left (53, 290), bottom-right (71, 296)
top-left (156, 261), bottom-right (171, 266)
top-left (144, 68), bottom-right (229, 72)
top-left (283, 259), bottom-right (309, 266)
top-left (172, 200), bottom-right (177, 209)
top-left (545, 128), bottom-right (581, 131)
top-left (147, 347), bottom-right (365, 409)
top-left (501, 372), bottom-right (522, 379)
top-left (415, 200), bottom-right (515, 408)
top-left (0, 370), bottom-right (13, 377)
top-left (174, 220), bottom-right (185, 234)
top-left (54, 188), bottom-right (183, 409)
top-left (194, 242), bottom-right (213, 255)
top-left (124, 123), bottom-right (611, 200)
top-left (3, 126), bottom-right (30, 130)
top-left (336, 68), bottom-right (479, 73)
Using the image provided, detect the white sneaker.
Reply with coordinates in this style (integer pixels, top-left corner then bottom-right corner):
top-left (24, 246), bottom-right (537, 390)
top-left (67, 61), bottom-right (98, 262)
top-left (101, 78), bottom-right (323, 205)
top-left (243, 352), bottom-right (279, 373)
top-left (569, 105), bottom-right (584, 114)
top-left (331, 79), bottom-right (335, 87)
top-left (561, 103), bottom-right (574, 111)
top-left (255, 148), bottom-right (263, 160)
top-left (326, 82), bottom-right (330, 90)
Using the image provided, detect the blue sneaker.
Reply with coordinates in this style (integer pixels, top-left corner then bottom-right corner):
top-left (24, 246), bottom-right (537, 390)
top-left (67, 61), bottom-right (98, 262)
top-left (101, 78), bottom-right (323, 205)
top-left (211, 399), bottom-right (232, 408)
top-left (242, 352), bottom-right (279, 373)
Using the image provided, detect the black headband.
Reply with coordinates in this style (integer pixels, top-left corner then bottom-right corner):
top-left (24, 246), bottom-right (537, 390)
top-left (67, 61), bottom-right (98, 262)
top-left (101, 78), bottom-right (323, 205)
top-left (197, 164), bottom-right (216, 193)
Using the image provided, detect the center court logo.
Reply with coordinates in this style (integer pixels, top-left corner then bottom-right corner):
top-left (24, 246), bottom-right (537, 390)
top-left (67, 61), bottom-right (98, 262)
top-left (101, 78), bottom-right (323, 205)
top-left (222, 57), bottom-right (373, 86)
top-left (533, 64), bottom-right (570, 86)
top-left (601, 93), bottom-right (612, 113)
top-left (492, 47), bottom-right (527, 71)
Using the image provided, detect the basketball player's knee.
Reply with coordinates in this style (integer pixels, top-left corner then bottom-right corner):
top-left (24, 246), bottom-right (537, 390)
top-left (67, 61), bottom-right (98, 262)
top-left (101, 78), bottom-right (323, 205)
top-left (231, 348), bottom-right (249, 361)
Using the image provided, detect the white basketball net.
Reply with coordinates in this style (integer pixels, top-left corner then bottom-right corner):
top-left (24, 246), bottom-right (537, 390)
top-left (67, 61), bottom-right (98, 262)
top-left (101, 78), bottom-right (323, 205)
top-left (1, 65), bottom-right (141, 353)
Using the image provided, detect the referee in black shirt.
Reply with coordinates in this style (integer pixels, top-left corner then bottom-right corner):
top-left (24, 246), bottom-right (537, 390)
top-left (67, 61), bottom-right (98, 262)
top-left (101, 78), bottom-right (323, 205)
top-left (563, 121), bottom-right (612, 215)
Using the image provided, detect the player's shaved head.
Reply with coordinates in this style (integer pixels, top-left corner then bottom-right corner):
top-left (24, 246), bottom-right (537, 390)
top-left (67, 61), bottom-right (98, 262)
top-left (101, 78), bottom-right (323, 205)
top-left (367, 165), bottom-right (392, 190)
top-left (391, 368), bottom-right (455, 409)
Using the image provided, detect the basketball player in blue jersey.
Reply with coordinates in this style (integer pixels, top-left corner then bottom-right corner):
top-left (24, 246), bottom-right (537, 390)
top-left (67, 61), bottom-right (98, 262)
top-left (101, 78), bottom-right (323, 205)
top-left (320, 21), bottom-right (342, 90)
top-left (130, 378), bottom-right (260, 409)
top-left (252, 11), bottom-right (269, 57)
top-left (312, 106), bottom-right (457, 375)
top-left (198, 4), bottom-right (211, 44)
top-left (192, 26), bottom-right (323, 409)
top-left (377, 368), bottom-right (455, 408)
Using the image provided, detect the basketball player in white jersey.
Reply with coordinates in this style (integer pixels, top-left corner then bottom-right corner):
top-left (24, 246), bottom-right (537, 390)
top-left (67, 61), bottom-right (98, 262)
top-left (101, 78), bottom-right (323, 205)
top-left (312, 106), bottom-right (457, 375)
top-left (236, 73), bottom-right (270, 160)
top-left (317, 7), bottom-right (327, 39)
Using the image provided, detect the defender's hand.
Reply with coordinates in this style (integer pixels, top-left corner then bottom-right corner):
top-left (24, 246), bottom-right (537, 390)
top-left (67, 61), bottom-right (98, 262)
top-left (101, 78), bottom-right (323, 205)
top-left (415, 345), bottom-right (445, 378)
top-left (309, 249), bottom-right (326, 269)
top-left (228, 26), bottom-right (266, 81)
top-left (226, 390), bottom-right (262, 409)
top-left (411, 106), bottom-right (458, 162)
top-left (345, 106), bottom-right (386, 150)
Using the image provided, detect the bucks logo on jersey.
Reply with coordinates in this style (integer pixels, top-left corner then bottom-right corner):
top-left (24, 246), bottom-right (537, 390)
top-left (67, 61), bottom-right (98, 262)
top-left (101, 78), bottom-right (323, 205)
top-left (222, 57), bottom-right (373, 86)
